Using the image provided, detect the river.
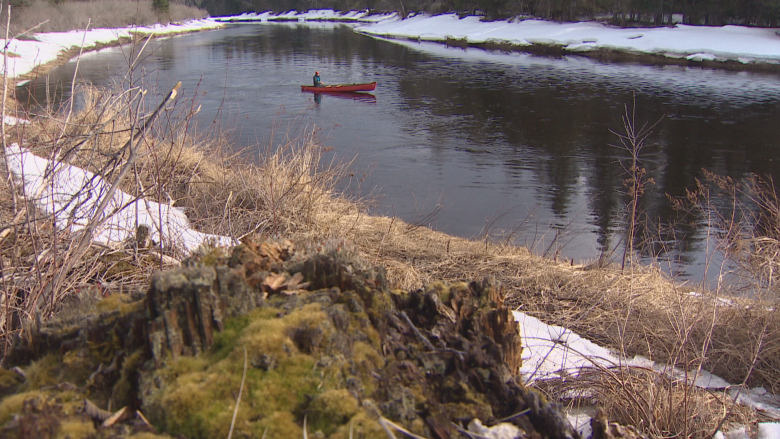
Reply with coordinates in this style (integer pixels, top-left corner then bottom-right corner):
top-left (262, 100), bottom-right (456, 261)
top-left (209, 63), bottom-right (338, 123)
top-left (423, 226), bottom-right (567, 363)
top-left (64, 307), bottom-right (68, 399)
top-left (16, 22), bottom-right (780, 281)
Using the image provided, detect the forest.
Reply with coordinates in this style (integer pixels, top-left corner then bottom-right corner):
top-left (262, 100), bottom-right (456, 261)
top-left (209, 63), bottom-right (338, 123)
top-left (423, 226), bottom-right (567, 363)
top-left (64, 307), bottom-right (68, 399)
top-left (191, 0), bottom-right (780, 27)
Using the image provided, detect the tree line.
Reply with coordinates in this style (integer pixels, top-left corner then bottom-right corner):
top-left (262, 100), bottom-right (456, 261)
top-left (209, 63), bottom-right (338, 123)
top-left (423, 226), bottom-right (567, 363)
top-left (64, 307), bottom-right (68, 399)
top-left (189, 0), bottom-right (780, 26)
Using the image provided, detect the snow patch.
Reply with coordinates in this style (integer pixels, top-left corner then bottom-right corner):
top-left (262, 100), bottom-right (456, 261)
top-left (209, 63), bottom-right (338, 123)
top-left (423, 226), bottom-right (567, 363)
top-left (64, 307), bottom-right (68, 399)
top-left (512, 310), bottom-right (780, 434)
top-left (6, 144), bottom-right (233, 253)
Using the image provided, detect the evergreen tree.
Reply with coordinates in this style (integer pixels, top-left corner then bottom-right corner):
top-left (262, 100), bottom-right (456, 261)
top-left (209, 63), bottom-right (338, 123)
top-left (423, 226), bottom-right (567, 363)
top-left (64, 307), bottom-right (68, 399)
top-left (153, 0), bottom-right (171, 16)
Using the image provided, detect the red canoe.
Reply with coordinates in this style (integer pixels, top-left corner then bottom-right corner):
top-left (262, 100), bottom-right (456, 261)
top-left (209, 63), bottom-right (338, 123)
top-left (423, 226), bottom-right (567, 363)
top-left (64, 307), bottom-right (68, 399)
top-left (301, 82), bottom-right (377, 93)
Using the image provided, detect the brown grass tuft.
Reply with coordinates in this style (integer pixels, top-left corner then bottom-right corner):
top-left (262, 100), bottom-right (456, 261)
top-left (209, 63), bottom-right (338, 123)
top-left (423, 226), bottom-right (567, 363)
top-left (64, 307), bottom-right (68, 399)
top-left (535, 366), bottom-right (757, 437)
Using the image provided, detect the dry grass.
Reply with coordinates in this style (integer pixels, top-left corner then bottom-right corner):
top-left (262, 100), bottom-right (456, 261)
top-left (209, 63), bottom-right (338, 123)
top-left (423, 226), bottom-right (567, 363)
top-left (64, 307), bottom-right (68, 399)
top-left (0, 76), bottom-right (363, 352)
top-left (5, 0), bottom-right (207, 35)
top-left (18, 85), bottom-right (360, 240)
top-left (328, 207), bottom-right (780, 436)
top-left (337, 209), bottom-right (780, 388)
top-left (535, 366), bottom-right (757, 437)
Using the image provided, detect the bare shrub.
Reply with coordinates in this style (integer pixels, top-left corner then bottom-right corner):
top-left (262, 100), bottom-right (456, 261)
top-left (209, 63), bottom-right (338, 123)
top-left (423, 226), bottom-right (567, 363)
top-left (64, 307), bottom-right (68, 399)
top-left (5, 0), bottom-right (207, 35)
top-left (535, 365), bottom-right (756, 438)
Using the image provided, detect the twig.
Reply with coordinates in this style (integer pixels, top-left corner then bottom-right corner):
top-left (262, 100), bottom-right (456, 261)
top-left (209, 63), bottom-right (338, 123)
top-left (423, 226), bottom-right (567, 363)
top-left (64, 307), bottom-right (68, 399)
top-left (11, 19), bottom-right (49, 41)
top-left (50, 82), bottom-right (181, 296)
top-left (1, 3), bottom-right (12, 178)
top-left (57, 18), bottom-right (91, 156)
top-left (136, 410), bottom-right (154, 430)
top-left (494, 408), bottom-right (531, 423)
top-left (397, 311), bottom-right (436, 351)
top-left (379, 417), bottom-right (429, 439)
top-left (450, 422), bottom-right (481, 439)
top-left (708, 323), bottom-right (766, 438)
top-left (375, 216), bottom-right (395, 265)
top-left (379, 417), bottom-right (399, 439)
top-left (227, 346), bottom-right (248, 439)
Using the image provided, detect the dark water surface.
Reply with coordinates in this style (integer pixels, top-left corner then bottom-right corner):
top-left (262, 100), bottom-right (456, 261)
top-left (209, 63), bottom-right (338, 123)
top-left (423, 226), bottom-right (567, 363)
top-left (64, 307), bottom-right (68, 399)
top-left (18, 23), bottom-right (780, 280)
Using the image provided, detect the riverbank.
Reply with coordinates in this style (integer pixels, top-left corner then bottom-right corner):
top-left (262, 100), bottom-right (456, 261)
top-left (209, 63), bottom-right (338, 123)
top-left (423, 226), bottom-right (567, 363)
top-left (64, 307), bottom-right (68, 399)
top-left (2, 18), bottom-right (224, 82)
top-left (3, 15), bottom-right (780, 439)
top-left (209, 10), bottom-right (780, 72)
top-left (352, 13), bottom-right (780, 72)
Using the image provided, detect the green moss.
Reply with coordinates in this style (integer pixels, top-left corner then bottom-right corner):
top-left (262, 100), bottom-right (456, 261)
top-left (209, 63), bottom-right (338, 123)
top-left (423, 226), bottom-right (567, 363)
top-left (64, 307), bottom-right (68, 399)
top-left (146, 303), bottom-right (338, 438)
top-left (307, 389), bottom-right (359, 436)
top-left (0, 391), bottom-right (43, 426)
top-left (196, 246), bottom-right (232, 267)
top-left (352, 341), bottom-right (384, 383)
top-left (0, 368), bottom-right (23, 394)
top-left (111, 349), bottom-right (146, 409)
top-left (55, 418), bottom-right (96, 439)
top-left (443, 400), bottom-right (494, 422)
top-left (23, 355), bottom-right (66, 390)
top-left (256, 411), bottom-right (301, 438)
top-left (94, 293), bottom-right (143, 315)
top-left (329, 411), bottom-right (384, 439)
top-left (210, 314), bottom-right (252, 362)
top-left (127, 433), bottom-right (174, 439)
top-left (426, 281), bottom-right (452, 303)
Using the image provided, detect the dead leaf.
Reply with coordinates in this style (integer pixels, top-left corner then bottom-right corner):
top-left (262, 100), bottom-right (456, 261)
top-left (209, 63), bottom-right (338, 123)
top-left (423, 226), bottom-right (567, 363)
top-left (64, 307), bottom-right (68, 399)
top-left (84, 399), bottom-right (112, 422)
top-left (282, 272), bottom-right (310, 291)
top-left (262, 272), bottom-right (287, 293)
top-left (260, 241), bottom-right (282, 263)
top-left (101, 406), bottom-right (127, 428)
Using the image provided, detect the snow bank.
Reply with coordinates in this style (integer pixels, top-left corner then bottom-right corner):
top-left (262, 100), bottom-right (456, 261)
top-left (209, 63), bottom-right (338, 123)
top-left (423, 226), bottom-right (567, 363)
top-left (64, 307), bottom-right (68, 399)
top-left (213, 9), bottom-right (397, 23)
top-left (513, 310), bottom-right (780, 437)
top-left (0, 18), bottom-right (224, 79)
top-left (355, 14), bottom-right (780, 65)
top-left (6, 143), bottom-right (233, 253)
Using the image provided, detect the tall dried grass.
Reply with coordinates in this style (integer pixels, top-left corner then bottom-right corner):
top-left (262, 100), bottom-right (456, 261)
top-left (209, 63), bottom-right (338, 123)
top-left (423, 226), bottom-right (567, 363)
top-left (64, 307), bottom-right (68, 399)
top-left (5, 0), bottom-right (207, 35)
top-left (0, 62), bottom-right (361, 352)
top-left (329, 198), bottom-right (778, 436)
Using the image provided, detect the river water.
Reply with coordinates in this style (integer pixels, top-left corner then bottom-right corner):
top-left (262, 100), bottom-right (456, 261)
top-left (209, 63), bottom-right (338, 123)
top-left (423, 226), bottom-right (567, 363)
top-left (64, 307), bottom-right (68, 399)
top-left (17, 22), bottom-right (780, 281)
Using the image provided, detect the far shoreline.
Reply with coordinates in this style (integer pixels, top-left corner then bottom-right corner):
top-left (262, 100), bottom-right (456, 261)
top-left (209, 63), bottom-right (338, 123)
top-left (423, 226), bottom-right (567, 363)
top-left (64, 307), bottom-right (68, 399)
top-left (216, 11), bottom-right (780, 74)
top-left (10, 13), bottom-right (780, 92)
top-left (475, 40), bottom-right (780, 73)
top-left (11, 27), bottom-right (224, 87)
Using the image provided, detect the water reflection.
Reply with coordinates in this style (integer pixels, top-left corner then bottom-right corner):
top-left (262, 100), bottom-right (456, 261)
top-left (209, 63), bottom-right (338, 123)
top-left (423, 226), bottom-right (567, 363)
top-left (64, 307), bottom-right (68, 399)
top-left (15, 23), bottom-right (780, 280)
top-left (307, 91), bottom-right (377, 104)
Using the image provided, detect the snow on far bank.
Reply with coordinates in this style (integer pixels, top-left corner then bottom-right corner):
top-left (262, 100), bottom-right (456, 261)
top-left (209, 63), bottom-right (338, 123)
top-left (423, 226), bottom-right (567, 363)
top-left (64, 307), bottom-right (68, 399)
top-left (514, 310), bottom-right (780, 437)
top-left (214, 9), bottom-right (397, 23)
top-left (1, 18), bottom-right (224, 79)
top-left (6, 144), bottom-right (233, 253)
top-left (354, 13), bottom-right (780, 65)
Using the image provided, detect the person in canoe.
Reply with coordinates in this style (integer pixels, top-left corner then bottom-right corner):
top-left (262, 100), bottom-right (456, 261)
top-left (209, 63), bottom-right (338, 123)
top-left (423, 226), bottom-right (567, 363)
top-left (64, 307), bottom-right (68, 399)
top-left (313, 71), bottom-right (322, 87)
